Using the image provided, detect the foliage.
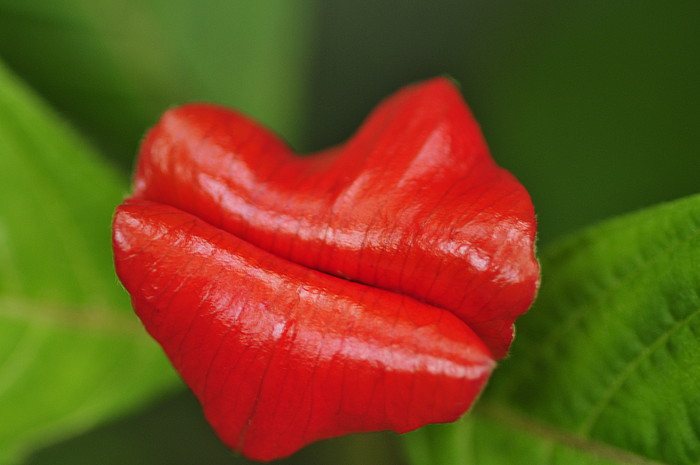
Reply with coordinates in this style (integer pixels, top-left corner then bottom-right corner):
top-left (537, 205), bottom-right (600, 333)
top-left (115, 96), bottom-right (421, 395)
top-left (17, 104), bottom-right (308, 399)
top-left (0, 1), bottom-right (698, 464)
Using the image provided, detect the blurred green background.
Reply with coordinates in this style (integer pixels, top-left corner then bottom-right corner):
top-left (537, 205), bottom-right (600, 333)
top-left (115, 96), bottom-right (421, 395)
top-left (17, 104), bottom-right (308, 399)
top-left (0, 1), bottom-right (698, 463)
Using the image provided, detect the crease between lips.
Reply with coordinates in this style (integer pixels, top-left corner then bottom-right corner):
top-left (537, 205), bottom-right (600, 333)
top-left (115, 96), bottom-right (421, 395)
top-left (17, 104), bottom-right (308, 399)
top-left (125, 190), bottom-right (494, 361)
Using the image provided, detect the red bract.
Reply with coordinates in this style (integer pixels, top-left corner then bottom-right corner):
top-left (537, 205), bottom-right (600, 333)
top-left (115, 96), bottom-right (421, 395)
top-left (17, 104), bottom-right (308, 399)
top-left (113, 78), bottom-right (539, 461)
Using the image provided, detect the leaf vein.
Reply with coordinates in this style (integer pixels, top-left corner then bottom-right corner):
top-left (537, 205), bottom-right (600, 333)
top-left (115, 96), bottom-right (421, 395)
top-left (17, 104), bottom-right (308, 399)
top-left (577, 304), bottom-right (700, 434)
top-left (0, 297), bottom-right (145, 338)
top-left (477, 403), bottom-right (670, 465)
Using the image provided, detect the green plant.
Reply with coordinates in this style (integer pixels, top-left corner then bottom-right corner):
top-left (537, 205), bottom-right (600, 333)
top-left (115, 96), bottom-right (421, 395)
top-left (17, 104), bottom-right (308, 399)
top-left (0, 2), bottom-right (698, 464)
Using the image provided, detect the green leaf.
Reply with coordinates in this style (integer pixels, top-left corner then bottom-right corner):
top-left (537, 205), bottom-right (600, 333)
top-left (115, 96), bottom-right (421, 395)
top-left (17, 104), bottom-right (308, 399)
top-left (0, 0), bottom-right (316, 168)
top-left (404, 193), bottom-right (700, 465)
top-left (0, 59), bottom-right (177, 464)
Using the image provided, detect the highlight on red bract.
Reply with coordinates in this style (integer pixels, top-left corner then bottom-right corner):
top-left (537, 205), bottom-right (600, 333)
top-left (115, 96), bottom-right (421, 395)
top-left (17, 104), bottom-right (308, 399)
top-left (112, 77), bottom-right (539, 461)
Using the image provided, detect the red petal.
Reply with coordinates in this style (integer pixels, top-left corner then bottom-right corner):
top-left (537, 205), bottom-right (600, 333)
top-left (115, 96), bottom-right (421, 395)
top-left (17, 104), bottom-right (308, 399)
top-left (113, 77), bottom-right (539, 460)
top-left (132, 78), bottom-right (538, 358)
top-left (114, 200), bottom-right (494, 461)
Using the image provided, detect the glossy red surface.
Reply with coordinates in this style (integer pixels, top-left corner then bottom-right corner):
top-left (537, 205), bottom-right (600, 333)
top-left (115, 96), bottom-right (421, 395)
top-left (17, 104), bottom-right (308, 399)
top-left (114, 200), bottom-right (494, 460)
top-left (112, 78), bottom-right (539, 461)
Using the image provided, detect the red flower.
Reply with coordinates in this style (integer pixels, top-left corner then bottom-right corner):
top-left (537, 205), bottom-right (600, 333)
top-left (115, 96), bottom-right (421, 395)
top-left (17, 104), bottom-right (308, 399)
top-left (113, 78), bottom-right (539, 461)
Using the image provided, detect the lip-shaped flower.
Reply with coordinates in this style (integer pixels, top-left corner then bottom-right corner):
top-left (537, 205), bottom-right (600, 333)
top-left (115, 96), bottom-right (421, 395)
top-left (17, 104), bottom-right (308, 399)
top-left (112, 77), bottom-right (539, 461)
